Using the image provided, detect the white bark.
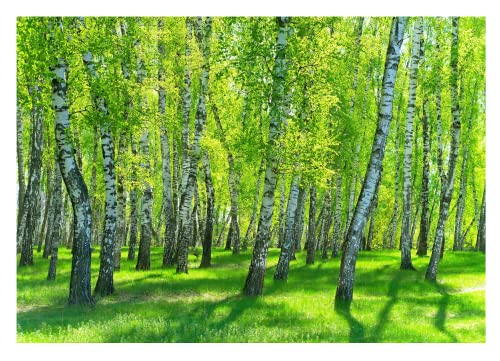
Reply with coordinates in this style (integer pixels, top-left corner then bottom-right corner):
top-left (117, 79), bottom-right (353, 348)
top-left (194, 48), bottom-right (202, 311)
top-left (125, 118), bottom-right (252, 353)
top-left (400, 17), bottom-right (422, 270)
top-left (336, 17), bottom-right (407, 304)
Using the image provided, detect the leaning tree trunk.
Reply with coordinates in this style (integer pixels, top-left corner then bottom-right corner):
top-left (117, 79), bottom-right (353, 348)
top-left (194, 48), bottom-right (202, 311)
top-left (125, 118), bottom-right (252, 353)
top-left (306, 185), bottom-right (317, 264)
top-left (136, 130), bottom-right (153, 270)
top-left (400, 17), bottom-right (422, 270)
top-left (127, 135), bottom-right (139, 261)
top-left (335, 17), bottom-right (407, 305)
top-left (366, 170), bottom-right (382, 251)
top-left (274, 174), bottom-right (300, 280)
top-left (42, 164), bottom-right (55, 258)
top-left (176, 17), bottom-right (212, 274)
top-left (38, 161), bottom-right (52, 254)
top-left (51, 53), bottom-right (94, 306)
top-left (200, 150), bottom-right (215, 268)
top-left (417, 99), bottom-right (431, 256)
top-left (244, 157), bottom-right (265, 249)
top-left (476, 184), bottom-right (485, 252)
top-left (425, 17), bottom-right (462, 281)
top-left (47, 163), bottom-right (63, 280)
top-left (19, 80), bottom-right (44, 267)
top-left (243, 17), bottom-right (291, 296)
top-left (453, 107), bottom-right (474, 251)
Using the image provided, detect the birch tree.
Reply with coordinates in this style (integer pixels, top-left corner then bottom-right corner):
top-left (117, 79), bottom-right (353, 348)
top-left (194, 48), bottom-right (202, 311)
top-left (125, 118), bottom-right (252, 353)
top-left (335, 17), bottom-right (407, 304)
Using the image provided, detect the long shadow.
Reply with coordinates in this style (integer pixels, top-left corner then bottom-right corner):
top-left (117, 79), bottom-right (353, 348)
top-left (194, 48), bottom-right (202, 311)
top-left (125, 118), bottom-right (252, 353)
top-left (334, 301), bottom-right (366, 342)
top-left (369, 266), bottom-right (403, 342)
top-left (434, 283), bottom-right (458, 342)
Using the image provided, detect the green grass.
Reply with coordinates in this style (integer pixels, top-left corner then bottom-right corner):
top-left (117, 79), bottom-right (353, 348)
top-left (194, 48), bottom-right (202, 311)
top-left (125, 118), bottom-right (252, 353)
top-left (17, 247), bottom-right (485, 342)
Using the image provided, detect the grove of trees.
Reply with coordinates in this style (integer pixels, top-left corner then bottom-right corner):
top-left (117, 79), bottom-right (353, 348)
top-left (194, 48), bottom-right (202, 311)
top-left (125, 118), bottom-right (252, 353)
top-left (17, 16), bottom-right (485, 306)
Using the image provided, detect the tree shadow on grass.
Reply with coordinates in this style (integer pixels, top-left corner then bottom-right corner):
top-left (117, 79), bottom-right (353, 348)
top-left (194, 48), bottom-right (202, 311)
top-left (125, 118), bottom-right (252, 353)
top-left (334, 301), bottom-right (365, 342)
top-left (433, 282), bottom-right (458, 342)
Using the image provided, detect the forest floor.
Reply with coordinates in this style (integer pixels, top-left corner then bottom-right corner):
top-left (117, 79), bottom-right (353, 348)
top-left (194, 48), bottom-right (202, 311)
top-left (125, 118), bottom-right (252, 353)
top-left (17, 247), bottom-right (485, 342)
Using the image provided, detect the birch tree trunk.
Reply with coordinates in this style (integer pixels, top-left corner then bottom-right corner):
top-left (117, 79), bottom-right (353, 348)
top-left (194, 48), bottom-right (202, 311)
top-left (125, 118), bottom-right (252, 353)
top-left (51, 52), bottom-right (94, 305)
top-left (400, 17), bottom-right (422, 270)
top-left (476, 185), bottom-right (485, 252)
top-left (200, 150), bottom-right (215, 268)
top-left (321, 188), bottom-right (332, 259)
top-left (176, 17), bottom-right (212, 274)
top-left (158, 19), bottom-right (177, 267)
top-left (277, 173), bottom-right (286, 248)
top-left (366, 170), bottom-right (382, 251)
top-left (82, 42), bottom-right (117, 296)
top-left (389, 91), bottom-right (403, 249)
top-left (306, 185), bottom-right (317, 264)
top-left (244, 157), bottom-right (265, 248)
top-left (16, 102), bottom-right (26, 253)
top-left (40, 163), bottom-right (53, 257)
top-left (90, 125), bottom-right (100, 246)
top-left (243, 17), bottom-right (291, 296)
top-left (115, 133), bottom-right (127, 270)
top-left (425, 17), bottom-right (462, 281)
top-left (335, 17), bottom-right (407, 304)
top-left (127, 135), bottom-right (139, 260)
top-left (417, 99), bottom-right (431, 256)
top-left (292, 186), bottom-right (307, 259)
top-left (47, 163), bottom-right (63, 280)
top-left (453, 108), bottom-right (474, 251)
top-left (19, 80), bottom-right (44, 267)
top-left (136, 129), bottom-right (153, 270)
top-left (331, 174), bottom-right (343, 257)
top-left (274, 174), bottom-right (300, 280)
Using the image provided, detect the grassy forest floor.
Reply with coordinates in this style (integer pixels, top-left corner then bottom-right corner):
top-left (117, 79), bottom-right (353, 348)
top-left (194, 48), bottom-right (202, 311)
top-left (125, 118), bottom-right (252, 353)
top-left (17, 247), bottom-right (485, 342)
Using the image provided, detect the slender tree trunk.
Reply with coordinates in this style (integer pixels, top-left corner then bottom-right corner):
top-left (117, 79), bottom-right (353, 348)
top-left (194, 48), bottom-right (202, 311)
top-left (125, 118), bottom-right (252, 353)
top-left (136, 130), bottom-right (153, 270)
top-left (277, 173), bottom-right (286, 248)
top-left (366, 171), bottom-right (382, 251)
top-left (19, 79), bottom-right (44, 267)
top-left (41, 163), bottom-right (54, 258)
top-left (306, 185), bottom-right (317, 264)
top-left (38, 163), bottom-right (52, 254)
top-left (476, 185), bottom-right (485, 252)
top-left (400, 17), bottom-right (422, 270)
top-left (321, 188), bottom-right (332, 259)
top-left (127, 136), bottom-right (139, 261)
top-left (115, 133), bottom-right (127, 270)
top-left (200, 151), bottom-right (215, 268)
top-left (453, 111), bottom-right (474, 251)
top-left (51, 49), bottom-right (94, 305)
top-left (176, 17), bottom-right (212, 274)
top-left (244, 157), bottom-right (265, 250)
top-left (426, 17), bottom-right (462, 281)
top-left (389, 91), bottom-right (403, 249)
top-left (90, 125), bottom-right (100, 246)
top-left (94, 125), bottom-right (117, 295)
top-left (47, 163), bottom-right (63, 280)
top-left (82, 42), bottom-right (117, 296)
top-left (335, 17), bottom-right (407, 304)
top-left (417, 99), bottom-right (431, 256)
top-left (17, 102), bottom-right (26, 254)
top-left (244, 17), bottom-right (291, 296)
top-left (217, 210), bottom-right (230, 247)
top-left (274, 174), bottom-right (300, 280)
top-left (292, 186), bottom-right (307, 259)
top-left (331, 174), bottom-right (343, 257)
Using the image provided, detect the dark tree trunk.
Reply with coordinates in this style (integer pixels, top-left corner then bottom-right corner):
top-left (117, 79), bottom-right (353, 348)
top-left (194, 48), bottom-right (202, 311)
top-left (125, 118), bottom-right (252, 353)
top-left (127, 135), bottom-right (139, 261)
top-left (321, 189), bottom-right (332, 259)
top-left (17, 102), bottom-right (26, 254)
top-left (417, 100), bottom-right (431, 256)
top-left (47, 163), bottom-right (63, 281)
top-left (291, 186), bottom-right (307, 260)
top-left (306, 186), bottom-right (317, 264)
top-left (476, 185), bottom-right (485, 252)
top-left (19, 80), bottom-right (44, 267)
